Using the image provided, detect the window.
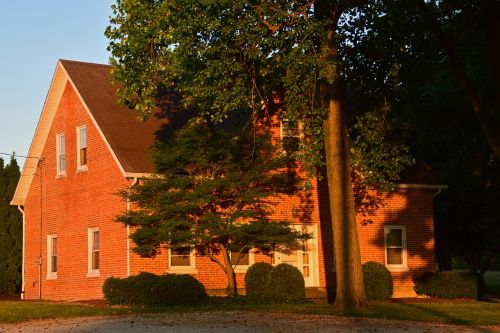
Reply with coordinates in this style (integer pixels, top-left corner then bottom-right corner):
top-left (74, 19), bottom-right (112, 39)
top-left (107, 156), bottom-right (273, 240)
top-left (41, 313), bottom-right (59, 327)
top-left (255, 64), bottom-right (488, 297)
top-left (77, 126), bottom-right (87, 170)
top-left (47, 235), bottom-right (57, 279)
top-left (384, 225), bottom-right (408, 271)
top-left (168, 247), bottom-right (196, 273)
top-left (230, 252), bottom-right (250, 266)
top-left (230, 251), bottom-right (252, 273)
top-left (87, 228), bottom-right (100, 277)
top-left (280, 120), bottom-right (301, 138)
top-left (56, 133), bottom-right (66, 175)
top-left (280, 120), bottom-right (302, 154)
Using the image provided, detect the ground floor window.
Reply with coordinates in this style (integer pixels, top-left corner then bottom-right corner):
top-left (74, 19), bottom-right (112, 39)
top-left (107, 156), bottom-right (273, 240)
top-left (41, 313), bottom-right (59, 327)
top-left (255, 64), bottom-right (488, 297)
top-left (87, 228), bottom-right (100, 277)
top-left (384, 225), bottom-right (408, 271)
top-left (46, 235), bottom-right (57, 279)
top-left (169, 247), bottom-right (196, 273)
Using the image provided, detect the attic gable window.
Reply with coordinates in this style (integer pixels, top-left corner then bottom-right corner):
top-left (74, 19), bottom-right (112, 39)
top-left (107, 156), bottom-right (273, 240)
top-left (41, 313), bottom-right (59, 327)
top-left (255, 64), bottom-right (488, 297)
top-left (77, 126), bottom-right (87, 171)
top-left (56, 133), bottom-right (66, 176)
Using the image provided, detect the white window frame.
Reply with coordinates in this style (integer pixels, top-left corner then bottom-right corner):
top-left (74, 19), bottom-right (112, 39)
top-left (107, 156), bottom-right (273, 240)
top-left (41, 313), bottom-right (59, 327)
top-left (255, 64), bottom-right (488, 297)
top-left (76, 126), bottom-right (88, 172)
top-left (280, 119), bottom-right (303, 139)
top-left (46, 234), bottom-right (57, 280)
top-left (87, 228), bottom-right (100, 277)
top-left (384, 225), bottom-right (408, 272)
top-left (56, 133), bottom-right (66, 176)
top-left (230, 250), bottom-right (254, 273)
top-left (167, 247), bottom-right (197, 274)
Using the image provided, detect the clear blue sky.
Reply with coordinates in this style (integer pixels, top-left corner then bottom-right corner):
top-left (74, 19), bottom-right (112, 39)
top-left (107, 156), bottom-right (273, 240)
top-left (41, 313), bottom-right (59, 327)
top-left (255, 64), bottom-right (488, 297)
top-left (0, 1), bottom-right (115, 164)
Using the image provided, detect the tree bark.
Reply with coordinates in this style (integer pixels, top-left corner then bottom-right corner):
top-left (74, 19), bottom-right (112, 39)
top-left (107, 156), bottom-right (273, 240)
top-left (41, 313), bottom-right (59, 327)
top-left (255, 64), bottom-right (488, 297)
top-left (317, 0), bottom-right (367, 309)
top-left (220, 245), bottom-right (238, 297)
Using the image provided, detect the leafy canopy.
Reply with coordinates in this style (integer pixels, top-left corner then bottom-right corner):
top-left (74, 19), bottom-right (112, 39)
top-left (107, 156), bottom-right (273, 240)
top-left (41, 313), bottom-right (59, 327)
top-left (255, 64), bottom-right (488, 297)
top-left (117, 119), bottom-right (308, 261)
top-left (106, 0), bottom-right (411, 189)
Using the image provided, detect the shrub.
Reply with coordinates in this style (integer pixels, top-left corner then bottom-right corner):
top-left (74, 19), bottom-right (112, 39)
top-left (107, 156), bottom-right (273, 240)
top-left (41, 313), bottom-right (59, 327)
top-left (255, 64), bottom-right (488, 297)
top-left (245, 262), bottom-right (273, 300)
top-left (362, 261), bottom-right (393, 300)
top-left (103, 272), bottom-right (206, 306)
top-left (268, 263), bottom-right (305, 303)
top-left (414, 271), bottom-right (477, 299)
top-left (245, 262), bottom-right (305, 303)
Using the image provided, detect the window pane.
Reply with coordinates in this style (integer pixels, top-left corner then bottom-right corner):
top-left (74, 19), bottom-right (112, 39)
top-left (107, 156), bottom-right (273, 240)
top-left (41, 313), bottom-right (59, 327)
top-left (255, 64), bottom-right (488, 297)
top-left (230, 252), bottom-right (249, 266)
top-left (171, 247), bottom-right (191, 266)
top-left (80, 127), bottom-right (87, 148)
top-left (59, 154), bottom-right (66, 172)
top-left (80, 147), bottom-right (87, 166)
top-left (52, 238), bottom-right (57, 255)
top-left (93, 231), bottom-right (100, 251)
top-left (92, 251), bottom-right (99, 270)
top-left (282, 120), bottom-right (300, 137)
top-left (387, 248), bottom-right (403, 265)
top-left (51, 255), bottom-right (57, 273)
top-left (386, 229), bottom-right (402, 247)
top-left (59, 135), bottom-right (65, 152)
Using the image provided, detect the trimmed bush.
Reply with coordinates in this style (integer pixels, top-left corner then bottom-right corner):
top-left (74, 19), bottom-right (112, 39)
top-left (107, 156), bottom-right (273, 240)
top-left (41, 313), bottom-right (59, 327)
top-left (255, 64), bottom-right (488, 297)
top-left (414, 271), bottom-right (476, 299)
top-left (268, 263), bottom-right (305, 303)
top-left (103, 272), bottom-right (206, 306)
top-left (245, 262), bottom-right (273, 300)
top-left (245, 262), bottom-right (305, 303)
top-left (362, 261), bottom-right (393, 300)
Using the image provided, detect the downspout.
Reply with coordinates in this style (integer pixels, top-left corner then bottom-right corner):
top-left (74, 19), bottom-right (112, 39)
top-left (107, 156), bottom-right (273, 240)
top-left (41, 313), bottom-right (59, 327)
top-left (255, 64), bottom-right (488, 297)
top-left (126, 177), bottom-right (138, 277)
top-left (17, 205), bottom-right (25, 300)
top-left (432, 188), bottom-right (443, 198)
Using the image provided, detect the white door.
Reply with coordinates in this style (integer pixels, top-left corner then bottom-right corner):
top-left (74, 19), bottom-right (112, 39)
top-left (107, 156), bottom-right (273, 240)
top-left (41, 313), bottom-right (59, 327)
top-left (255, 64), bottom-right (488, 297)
top-left (274, 225), bottom-right (317, 287)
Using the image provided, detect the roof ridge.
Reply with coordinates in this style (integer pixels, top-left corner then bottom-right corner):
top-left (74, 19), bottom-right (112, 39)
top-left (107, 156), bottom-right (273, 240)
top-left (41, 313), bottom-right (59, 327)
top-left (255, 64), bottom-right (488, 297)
top-left (59, 59), bottom-right (110, 67)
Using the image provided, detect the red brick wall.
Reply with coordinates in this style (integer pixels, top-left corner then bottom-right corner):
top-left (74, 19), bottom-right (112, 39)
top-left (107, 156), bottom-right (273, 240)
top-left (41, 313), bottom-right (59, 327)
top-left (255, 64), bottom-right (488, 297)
top-left (23, 91), bottom-right (435, 299)
top-left (24, 83), bottom-right (129, 300)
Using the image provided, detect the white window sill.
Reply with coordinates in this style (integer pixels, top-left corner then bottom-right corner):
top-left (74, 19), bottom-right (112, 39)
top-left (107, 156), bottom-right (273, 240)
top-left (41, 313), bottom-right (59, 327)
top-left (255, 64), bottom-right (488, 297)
top-left (234, 266), bottom-right (250, 274)
top-left (86, 270), bottom-right (100, 278)
top-left (46, 273), bottom-right (57, 280)
top-left (76, 165), bottom-right (88, 173)
top-left (167, 267), bottom-right (198, 275)
top-left (55, 172), bottom-right (67, 179)
top-left (386, 265), bottom-right (409, 272)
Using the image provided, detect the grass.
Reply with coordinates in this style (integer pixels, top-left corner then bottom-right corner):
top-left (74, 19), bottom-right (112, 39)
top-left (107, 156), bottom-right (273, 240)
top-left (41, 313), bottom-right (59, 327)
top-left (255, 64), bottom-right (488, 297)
top-left (0, 299), bottom-right (499, 326)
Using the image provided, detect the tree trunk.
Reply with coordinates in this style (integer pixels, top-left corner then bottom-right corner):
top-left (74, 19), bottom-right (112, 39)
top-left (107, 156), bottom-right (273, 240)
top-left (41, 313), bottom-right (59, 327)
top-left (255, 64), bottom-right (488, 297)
top-left (317, 1), bottom-right (367, 309)
top-left (476, 271), bottom-right (486, 301)
top-left (220, 245), bottom-right (238, 297)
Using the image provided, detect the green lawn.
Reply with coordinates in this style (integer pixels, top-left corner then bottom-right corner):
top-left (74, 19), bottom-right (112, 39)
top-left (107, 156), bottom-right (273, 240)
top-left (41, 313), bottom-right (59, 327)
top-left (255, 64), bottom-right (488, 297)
top-left (0, 300), bottom-right (499, 326)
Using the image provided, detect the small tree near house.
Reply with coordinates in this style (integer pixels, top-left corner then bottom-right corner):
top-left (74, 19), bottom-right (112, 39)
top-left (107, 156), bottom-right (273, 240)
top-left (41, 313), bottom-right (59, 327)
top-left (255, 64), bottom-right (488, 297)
top-left (117, 118), bottom-right (309, 296)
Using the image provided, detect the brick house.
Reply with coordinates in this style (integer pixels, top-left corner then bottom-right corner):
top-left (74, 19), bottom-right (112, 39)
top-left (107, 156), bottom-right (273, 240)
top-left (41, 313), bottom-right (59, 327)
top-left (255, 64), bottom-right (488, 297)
top-left (11, 60), bottom-right (445, 301)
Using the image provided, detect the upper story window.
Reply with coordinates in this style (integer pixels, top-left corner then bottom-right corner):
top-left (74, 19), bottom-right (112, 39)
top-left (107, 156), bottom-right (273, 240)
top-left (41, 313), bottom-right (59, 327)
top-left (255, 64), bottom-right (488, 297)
top-left (77, 126), bottom-right (87, 171)
top-left (56, 133), bottom-right (66, 176)
top-left (87, 228), bottom-right (100, 277)
top-left (47, 235), bottom-right (57, 279)
top-left (384, 225), bottom-right (408, 271)
top-left (280, 120), bottom-right (302, 154)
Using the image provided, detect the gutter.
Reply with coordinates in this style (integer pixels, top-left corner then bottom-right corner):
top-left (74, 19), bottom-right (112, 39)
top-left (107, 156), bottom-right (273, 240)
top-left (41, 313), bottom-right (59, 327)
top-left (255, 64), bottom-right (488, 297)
top-left (17, 205), bottom-right (25, 300)
top-left (126, 177), bottom-right (138, 277)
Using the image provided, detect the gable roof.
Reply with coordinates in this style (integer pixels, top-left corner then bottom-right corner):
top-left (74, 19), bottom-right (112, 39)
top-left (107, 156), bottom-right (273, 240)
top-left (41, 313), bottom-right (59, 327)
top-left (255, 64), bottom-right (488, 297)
top-left (11, 60), bottom-right (172, 206)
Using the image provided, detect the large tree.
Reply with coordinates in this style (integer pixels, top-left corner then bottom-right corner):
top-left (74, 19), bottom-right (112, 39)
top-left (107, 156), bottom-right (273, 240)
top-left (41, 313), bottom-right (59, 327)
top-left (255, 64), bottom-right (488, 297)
top-left (337, 0), bottom-right (500, 299)
top-left (106, 0), bottom-right (412, 308)
top-left (0, 156), bottom-right (22, 295)
top-left (117, 119), bottom-right (308, 296)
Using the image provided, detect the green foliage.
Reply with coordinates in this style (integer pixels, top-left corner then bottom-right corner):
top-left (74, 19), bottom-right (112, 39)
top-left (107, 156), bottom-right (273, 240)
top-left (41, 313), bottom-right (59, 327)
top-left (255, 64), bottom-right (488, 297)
top-left (414, 271), bottom-right (477, 299)
top-left (116, 119), bottom-right (308, 292)
top-left (244, 262), bottom-right (273, 300)
top-left (362, 261), bottom-right (393, 301)
top-left (106, 0), bottom-right (410, 188)
top-left (244, 262), bottom-right (305, 303)
top-left (268, 263), bottom-right (305, 303)
top-left (103, 272), bottom-right (207, 306)
top-left (0, 157), bottom-right (22, 295)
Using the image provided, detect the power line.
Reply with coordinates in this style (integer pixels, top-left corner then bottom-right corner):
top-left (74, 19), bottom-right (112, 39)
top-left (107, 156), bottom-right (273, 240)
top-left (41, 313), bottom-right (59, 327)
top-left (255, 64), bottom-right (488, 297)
top-left (0, 152), bottom-right (40, 160)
